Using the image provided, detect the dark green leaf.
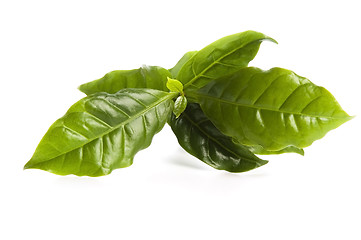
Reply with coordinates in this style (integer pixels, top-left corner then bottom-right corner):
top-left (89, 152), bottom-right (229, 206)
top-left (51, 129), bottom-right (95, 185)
top-left (78, 65), bottom-right (171, 95)
top-left (24, 89), bottom-right (175, 176)
top-left (191, 67), bottom-right (352, 151)
top-left (177, 30), bottom-right (276, 90)
top-left (173, 95), bottom-right (187, 118)
top-left (169, 51), bottom-right (198, 78)
top-left (169, 103), bottom-right (268, 172)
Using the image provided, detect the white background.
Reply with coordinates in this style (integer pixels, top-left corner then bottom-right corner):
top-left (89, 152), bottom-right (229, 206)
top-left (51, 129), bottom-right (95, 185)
top-left (1, 0), bottom-right (360, 239)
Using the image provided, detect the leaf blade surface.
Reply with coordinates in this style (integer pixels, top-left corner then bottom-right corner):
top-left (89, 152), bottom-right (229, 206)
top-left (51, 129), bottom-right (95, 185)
top-left (79, 65), bottom-right (171, 95)
top-left (192, 67), bottom-right (352, 151)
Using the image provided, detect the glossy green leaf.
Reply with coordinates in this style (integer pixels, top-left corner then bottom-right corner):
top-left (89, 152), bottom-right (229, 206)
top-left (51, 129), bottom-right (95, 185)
top-left (191, 67), bottom-right (352, 151)
top-left (24, 89), bottom-right (175, 176)
top-left (166, 77), bottom-right (183, 93)
top-left (169, 103), bottom-right (268, 172)
top-left (173, 95), bottom-right (187, 118)
top-left (169, 51), bottom-right (198, 78)
top-left (177, 30), bottom-right (276, 90)
top-left (78, 65), bottom-right (171, 95)
top-left (246, 145), bottom-right (304, 156)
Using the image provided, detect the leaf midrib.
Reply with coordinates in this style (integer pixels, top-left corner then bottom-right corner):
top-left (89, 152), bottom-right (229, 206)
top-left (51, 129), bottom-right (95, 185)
top-left (192, 92), bottom-right (349, 120)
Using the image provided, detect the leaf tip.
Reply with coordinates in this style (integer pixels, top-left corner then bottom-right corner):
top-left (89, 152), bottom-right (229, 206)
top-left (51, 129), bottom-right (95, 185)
top-left (266, 36), bottom-right (278, 45)
top-left (298, 149), bottom-right (305, 156)
top-left (348, 115), bottom-right (356, 121)
top-left (77, 84), bottom-right (87, 95)
top-left (23, 161), bottom-right (34, 170)
top-left (257, 159), bottom-right (269, 167)
top-left (340, 114), bottom-right (355, 126)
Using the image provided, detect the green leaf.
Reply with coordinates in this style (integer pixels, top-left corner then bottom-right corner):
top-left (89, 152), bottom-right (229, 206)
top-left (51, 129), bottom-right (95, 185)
top-left (191, 67), bottom-right (352, 151)
top-left (24, 89), bottom-right (175, 176)
top-left (169, 51), bottom-right (198, 78)
top-left (166, 77), bottom-right (184, 93)
top-left (169, 103), bottom-right (268, 172)
top-left (173, 95), bottom-right (187, 118)
top-left (78, 65), bottom-right (171, 95)
top-left (246, 145), bottom-right (304, 156)
top-left (177, 30), bottom-right (277, 90)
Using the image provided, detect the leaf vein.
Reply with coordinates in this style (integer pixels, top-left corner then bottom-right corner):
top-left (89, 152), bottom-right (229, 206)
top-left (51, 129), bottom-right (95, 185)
top-left (252, 74), bottom-right (288, 105)
top-left (195, 93), bottom-right (345, 120)
top-left (103, 98), bottom-right (131, 118)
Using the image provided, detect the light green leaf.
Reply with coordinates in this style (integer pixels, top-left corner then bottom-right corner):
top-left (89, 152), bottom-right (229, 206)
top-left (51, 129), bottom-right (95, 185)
top-left (166, 77), bottom-right (183, 93)
top-left (246, 144), bottom-right (304, 156)
top-left (24, 89), bottom-right (175, 176)
top-left (177, 30), bottom-right (276, 90)
top-left (78, 65), bottom-right (171, 95)
top-left (169, 103), bottom-right (268, 172)
top-left (173, 95), bottom-right (187, 118)
top-left (191, 67), bottom-right (352, 151)
top-left (169, 51), bottom-right (198, 78)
